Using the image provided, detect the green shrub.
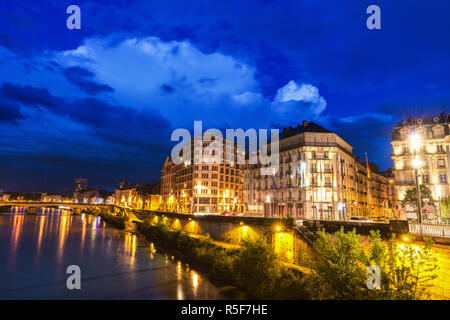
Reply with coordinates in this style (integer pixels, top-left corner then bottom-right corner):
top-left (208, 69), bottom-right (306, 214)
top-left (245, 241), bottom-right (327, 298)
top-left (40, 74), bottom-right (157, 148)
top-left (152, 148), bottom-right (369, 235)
top-left (305, 227), bottom-right (439, 300)
top-left (98, 212), bottom-right (126, 230)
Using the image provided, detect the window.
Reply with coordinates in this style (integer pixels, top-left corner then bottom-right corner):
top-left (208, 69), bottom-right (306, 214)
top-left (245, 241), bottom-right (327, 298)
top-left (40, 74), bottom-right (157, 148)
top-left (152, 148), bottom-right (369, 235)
top-left (423, 174), bottom-right (429, 183)
top-left (440, 174), bottom-right (447, 183)
top-left (438, 159), bottom-right (446, 168)
top-left (438, 145), bottom-right (444, 153)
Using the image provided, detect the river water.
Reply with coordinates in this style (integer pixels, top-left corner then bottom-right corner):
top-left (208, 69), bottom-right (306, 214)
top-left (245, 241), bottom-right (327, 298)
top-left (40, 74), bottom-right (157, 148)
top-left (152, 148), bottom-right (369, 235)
top-left (0, 208), bottom-right (224, 299)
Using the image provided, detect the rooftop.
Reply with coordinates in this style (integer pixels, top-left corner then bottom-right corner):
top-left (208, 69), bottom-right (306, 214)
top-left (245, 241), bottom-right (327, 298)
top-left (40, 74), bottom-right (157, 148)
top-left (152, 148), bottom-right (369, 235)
top-left (280, 120), bottom-right (334, 139)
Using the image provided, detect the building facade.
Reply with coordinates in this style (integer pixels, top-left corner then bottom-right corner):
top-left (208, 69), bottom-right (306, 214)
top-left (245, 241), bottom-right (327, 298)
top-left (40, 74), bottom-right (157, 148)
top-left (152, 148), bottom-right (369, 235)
top-left (244, 121), bottom-right (392, 220)
top-left (115, 188), bottom-right (161, 210)
top-left (161, 136), bottom-right (245, 214)
top-left (74, 178), bottom-right (87, 192)
top-left (391, 114), bottom-right (450, 219)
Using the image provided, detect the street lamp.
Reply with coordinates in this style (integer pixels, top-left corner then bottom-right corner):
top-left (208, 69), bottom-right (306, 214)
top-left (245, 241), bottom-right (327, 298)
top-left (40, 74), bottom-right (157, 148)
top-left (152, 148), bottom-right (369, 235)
top-left (410, 132), bottom-right (422, 151)
top-left (437, 185), bottom-right (443, 224)
top-left (412, 155), bottom-right (423, 225)
top-left (266, 194), bottom-right (271, 218)
top-left (410, 131), bottom-right (423, 229)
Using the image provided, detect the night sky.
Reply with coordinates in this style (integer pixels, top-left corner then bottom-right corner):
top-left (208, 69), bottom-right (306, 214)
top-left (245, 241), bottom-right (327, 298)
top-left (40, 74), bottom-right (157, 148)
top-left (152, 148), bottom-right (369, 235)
top-left (0, 0), bottom-right (449, 192)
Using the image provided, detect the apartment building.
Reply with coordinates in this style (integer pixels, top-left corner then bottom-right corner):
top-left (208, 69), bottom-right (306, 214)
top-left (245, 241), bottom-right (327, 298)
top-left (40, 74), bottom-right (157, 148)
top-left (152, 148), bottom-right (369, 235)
top-left (391, 113), bottom-right (450, 219)
top-left (161, 135), bottom-right (245, 214)
top-left (244, 121), bottom-right (392, 220)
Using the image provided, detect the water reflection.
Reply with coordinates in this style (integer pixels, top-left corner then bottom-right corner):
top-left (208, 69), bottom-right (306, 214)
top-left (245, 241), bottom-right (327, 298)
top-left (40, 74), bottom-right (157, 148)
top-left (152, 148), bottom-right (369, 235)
top-left (0, 209), bottom-right (224, 299)
top-left (36, 215), bottom-right (46, 255)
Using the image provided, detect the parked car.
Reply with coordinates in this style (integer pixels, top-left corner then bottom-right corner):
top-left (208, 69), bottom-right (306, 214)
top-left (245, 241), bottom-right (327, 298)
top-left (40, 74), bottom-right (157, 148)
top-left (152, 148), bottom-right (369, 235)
top-left (349, 216), bottom-right (374, 223)
top-left (372, 216), bottom-right (388, 223)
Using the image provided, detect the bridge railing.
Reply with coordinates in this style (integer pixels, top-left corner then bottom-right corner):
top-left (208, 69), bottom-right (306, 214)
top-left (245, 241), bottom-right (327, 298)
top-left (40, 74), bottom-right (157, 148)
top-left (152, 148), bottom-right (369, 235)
top-left (409, 222), bottom-right (450, 238)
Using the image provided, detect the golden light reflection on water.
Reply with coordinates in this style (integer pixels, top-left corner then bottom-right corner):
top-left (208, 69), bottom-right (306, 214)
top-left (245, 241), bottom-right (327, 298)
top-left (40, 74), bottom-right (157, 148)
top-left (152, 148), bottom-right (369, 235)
top-left (2, 210), bottom-right (223, 299)
top-left (176, 261), bottom-right (182, 281)
top-left (81, 215), bottom-right (86, 252)
top-left (177, 282), bottom-right (184, 300)
top-left (123, 233), bottom-right (137, 266)
top-left (10, 214), bottom-right (24, 266)
top-left (36, 215), bottom-right (46, 255)
top-left (149, 242), bottom-right (156, 260)
top-left (190, 270), bottom-right (200, 296)
top-left (57, 215), bottom-right (72, 264)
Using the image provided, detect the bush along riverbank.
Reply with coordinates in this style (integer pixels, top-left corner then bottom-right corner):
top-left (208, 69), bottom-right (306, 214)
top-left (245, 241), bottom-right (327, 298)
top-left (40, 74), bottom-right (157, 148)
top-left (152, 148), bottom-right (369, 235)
top-left (97, 212), bottom-right (127, 230)
top-left (94, 211), bottom-right (440, 300)
top-left (137, 221), bottom-right (309, 299)
top-left (95, 211), bottom-right (308, 299)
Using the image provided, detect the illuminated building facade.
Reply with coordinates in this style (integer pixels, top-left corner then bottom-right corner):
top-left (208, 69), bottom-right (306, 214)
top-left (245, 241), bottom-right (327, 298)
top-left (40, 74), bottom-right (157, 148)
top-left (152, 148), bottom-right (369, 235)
top-left (74, 177), bottom-right (87, 192)
top-left (244, 121), bottom-right (392, 219)
top-left (391, 114), bottom-right (450, 219)
top-left (161, 136), bottom-right (245, 214)
top-left (114, 187), bottom-right (161, 210)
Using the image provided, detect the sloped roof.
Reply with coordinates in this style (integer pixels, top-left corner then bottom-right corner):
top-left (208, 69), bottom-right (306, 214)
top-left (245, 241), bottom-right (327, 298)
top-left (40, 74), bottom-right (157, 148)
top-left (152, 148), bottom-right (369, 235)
top-left (280, 121), bottom-right (334, 139)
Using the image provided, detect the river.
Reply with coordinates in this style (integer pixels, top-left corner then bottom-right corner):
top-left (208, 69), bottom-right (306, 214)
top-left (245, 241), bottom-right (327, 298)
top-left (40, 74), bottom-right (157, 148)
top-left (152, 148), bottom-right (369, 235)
top-left (0, 208), bottom-right (224, 299)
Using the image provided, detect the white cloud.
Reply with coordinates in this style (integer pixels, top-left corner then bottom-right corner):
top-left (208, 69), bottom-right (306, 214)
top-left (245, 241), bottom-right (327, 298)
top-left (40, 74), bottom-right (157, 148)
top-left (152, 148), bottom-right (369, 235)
top-left (55, 36), bottom-right (263, 128)
top-left (270, 80), bottom-right (327, 125)
top-left (273, 80), bottom-right (326, 115)
top-left (0, 37), bottom-right (330, 130)
top-left (232, 91), bottom-right (263, 105)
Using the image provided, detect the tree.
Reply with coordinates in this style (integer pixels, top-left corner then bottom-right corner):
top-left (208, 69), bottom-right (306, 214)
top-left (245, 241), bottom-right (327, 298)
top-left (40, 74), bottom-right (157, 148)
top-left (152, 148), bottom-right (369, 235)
top-left (439, 197), bottom-right (450, 220)
top-left (402, 185), bottom-right (434, 208)
top-left (305, 227), bottom-right (439, 299)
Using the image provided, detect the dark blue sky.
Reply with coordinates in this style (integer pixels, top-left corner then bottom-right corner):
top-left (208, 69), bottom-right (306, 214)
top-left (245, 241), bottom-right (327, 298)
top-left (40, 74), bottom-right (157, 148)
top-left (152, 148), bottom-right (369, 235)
top-left (0, 0), bottom-right (449, 192)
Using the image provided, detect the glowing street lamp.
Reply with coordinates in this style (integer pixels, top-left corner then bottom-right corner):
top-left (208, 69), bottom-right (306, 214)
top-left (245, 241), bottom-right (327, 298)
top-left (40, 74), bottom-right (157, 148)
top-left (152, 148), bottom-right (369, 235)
top-left (410, 132), bottom-right (423, 227)
top-left (437, 185), bottom-right (443, 224)
top-left (410, 132), bottom-right (422, 151)
top-left (412, 157), bottom-right (422, 169)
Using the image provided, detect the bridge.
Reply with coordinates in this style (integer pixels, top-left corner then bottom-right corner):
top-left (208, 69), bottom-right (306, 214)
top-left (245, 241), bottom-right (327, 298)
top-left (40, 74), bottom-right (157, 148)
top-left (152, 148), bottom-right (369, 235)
top-left (0, 201), bottom-right (143, 222)
top-left (0, 201), bottom-right (114, 214)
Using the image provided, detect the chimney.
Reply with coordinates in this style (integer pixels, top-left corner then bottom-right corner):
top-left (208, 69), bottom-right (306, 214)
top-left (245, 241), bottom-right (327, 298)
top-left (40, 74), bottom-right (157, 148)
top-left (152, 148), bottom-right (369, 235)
top-left (302, 120), bottom-right (308, 128)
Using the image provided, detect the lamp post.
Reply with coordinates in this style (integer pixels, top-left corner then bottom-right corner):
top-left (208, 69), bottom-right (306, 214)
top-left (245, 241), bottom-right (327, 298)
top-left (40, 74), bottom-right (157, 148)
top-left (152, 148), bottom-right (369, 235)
top-left (410, 132), bottom-right (423, 237)
top-left (437, 185), bottom-right (443, 224)
top-left (266, 194), bottom-right (271, 218)
top-left (412, 156), bottom-right (423, 225)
